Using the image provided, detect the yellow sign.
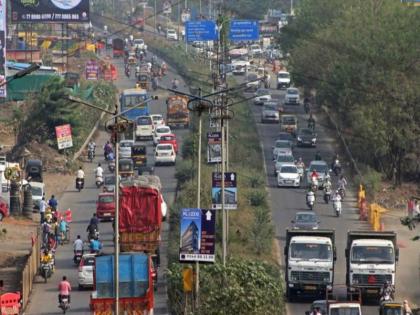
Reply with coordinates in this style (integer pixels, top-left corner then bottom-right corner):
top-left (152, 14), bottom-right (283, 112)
top-left (182, 267), bottom-right (193, 292)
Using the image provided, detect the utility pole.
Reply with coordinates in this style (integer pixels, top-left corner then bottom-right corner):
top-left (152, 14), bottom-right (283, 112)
top-left (154, 0), bottom-right (157, 31)
top-left (114, 104), bottom-right (120, 315)
top-left (195, 88), bottom-right (202, 307)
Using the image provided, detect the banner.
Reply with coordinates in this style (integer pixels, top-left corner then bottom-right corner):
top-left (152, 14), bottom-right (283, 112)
top-left (85, 60), bottom-right (99, 80)
top-left (11, 0), bottom-right (90, 23)
top-left (207, 132), bottom-right (221, 163)
top-left (0, 1), bottom-right (6, 98)
top-left (55, 124), bottom-right (73, 150)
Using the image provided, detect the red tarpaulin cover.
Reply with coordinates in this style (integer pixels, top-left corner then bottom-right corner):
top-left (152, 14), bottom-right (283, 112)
top-left (119, 186), bottom-right (162, 233)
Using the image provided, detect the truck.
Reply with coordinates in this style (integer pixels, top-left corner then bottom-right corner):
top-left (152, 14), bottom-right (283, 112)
top-left (345, 231), bottom-right (398, 298)
top-left (166, 95), bottom-right (189, 128)
top-left (90, 254), bottom-right (154, 314)
top-left (284, 229), bottom-right (336, 300)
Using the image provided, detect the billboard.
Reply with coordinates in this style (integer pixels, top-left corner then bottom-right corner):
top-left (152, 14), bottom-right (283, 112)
top-left (11, 0), bottom-right (90, 23)
top-left (211, 172), bottom-right (237, 210)
top-left (179, 208), bottom-right (216, 263)
top-left (55, 124), bottom-right (73, 150)
top-left (207, 131), bottom-right (221, 163)
top-left (0, 1), bottom-right (6, 98)
top-left (85, 60), bottom-right (99, 80)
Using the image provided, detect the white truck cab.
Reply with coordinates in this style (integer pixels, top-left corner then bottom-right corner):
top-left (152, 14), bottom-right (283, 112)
top-left (328, 302), bottom-right (362, 315)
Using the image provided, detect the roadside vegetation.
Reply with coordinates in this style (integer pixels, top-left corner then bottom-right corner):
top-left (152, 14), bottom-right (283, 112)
top-left (280, 0), bottom-right (420, 186)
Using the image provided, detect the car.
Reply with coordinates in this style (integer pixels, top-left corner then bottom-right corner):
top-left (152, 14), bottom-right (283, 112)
top-left (306, 160), bottom-right (330, 188)
top-left (153, 125), bottom-right (172, 146)
top-left (254, 88), bottom-right (271, 105)
top-left (30, 181), bottom-right (45, 210)
top-left (284, 87), bottom-right (300, 105)
top-left (135, 115), bottom-right (154, 140)
top-left (245, 72), bottom-right (260, 91)
top-left (261, 103), bottom-right (280, 123)
top-left (263, 100), bottom-right (284, 114)
top-left (103, 174), bottom-right (115, 193)
top-left (277, 164), bottom-right (301, 187)
top-left (279, 114), bottom-right (298, 134)
top-left (274, 154), bottom-right (295, 175)
top-left (159, 133), bottom-right (179, 153)
top-left (155, 143), bottom-right (176, 165)
top-left (0, 196), bottom-right (9, 221)
top-left (96, 192), bottom-right (115, 220)
top-left (296, 128), bottom-right (317, 147)
top-left (272, 140), bottom-right (293, 158)
top-left (150, 114), bottom-right (165, 130)
top-left (249, 44), bottom-right (262, 56)
top-left (292, 211), bottom-right (320, 230)
top-left (277, 71), bottom-right (291, 89)
top-left (133, 38), bottom-right (147, 51)
top-left (78, 254), bottom-right (96, 289)
top-left (166, 29), bottom-right (178, 40)
top-left (232, 60), bottom-right (250, 75)
top-left (306, 300), bottom-right (331, 315)
top-left (277, 132), bottom-right (295, 143)
top-left (119, 140), bottom-right (134, 159)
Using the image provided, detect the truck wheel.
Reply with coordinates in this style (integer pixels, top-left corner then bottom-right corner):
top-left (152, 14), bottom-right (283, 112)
top-left (286, 287), bottom-right (294, 302)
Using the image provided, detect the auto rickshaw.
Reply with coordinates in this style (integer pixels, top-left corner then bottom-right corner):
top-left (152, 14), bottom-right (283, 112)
top-left (128, 52), bottom-right (137, 65)
top-left (136, 73), bottom-right (150, 90)
top-left (119, 158), bottom-right (134, 179)
top-left (132, 145), bottom-right (147, 169)
top-left (25, 159), bottom-right (43, 182)
top-left (379, 301), bottom-right (403, 315)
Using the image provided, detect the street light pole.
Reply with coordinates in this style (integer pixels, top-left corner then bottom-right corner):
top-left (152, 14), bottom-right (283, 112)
top-left (114, 140), bottom-right (120, 314)
top-left (154, 0), bottom-right (157, 31)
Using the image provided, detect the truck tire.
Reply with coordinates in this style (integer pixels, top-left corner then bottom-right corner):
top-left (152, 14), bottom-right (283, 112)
top-left (286, 287), bottom-right (294, 302)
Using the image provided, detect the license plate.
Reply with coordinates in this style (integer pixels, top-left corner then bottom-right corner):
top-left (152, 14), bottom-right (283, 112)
top-left (103, 213), bottom-right (111, 216)
top-left (367, 289), bottom-right (378, 293)
top-left (304, 285), bottom-right (317, 290)
top-left (286, 180), bottom-right (293, 184)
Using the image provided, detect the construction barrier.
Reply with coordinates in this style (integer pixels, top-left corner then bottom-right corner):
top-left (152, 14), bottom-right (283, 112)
top-left (0, 292), bottom-right (21, 315)
top-left (369, 203), bottom-right (388, 231)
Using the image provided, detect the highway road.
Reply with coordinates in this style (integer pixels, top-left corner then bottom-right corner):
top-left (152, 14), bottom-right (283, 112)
top-left (245, 77), bottom-right (420, 314)
top-left (25, 50), bottom-right (187, 314)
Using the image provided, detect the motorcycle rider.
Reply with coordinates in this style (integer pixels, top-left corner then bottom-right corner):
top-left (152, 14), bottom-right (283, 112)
top-left (89, 213), bottom-right (99, 227)
top-left (310, 169), bottom-right (319, 188)
top-left (58, 276), bottom-right (71, 304)
top-left (403, 300), bottom-right (413, 315)
top-left (87, 140), bottom-right (96, 160)
top-left (380, 281), bottom-right (394, 301)
top-left (296, 157), bottom-right (305, 169)
top-left (104, 141), bottom-right (113, 160)
top-left (41, 249), bottom-right (54, 266)
top-left (306, 189), bottom-right (316, 208)
top-left (48, 195), bottom-right (58, 212)
top-left (95, 163), bottom-right (104, 178)
top-left (307, 113), bottom-right (316, 130)
top-left (59, 218), bottom-right (68, 244)
top-left (73, 235), bottom-right (84, 255)
top-left (76, 166), bottom-right (85, 188)
top-left (332, 190), bottom-right (342, 215)
top-left (338, 175), bottom-right (347, 194)
top-left (90, 236), bottom-right (102, 254)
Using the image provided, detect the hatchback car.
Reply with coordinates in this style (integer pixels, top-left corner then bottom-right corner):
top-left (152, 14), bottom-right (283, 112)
top-left (274, 154), bottom-right (295, 175)
top-left (246, 72), bottom-right (260, 91)
top-left (153, 126), bottom-right (172, 146)
top-left (284, 87), bottom-right (300, 105)
top-left (292, 212), bottom-right (320, 230)
top-left (272, 140), bottom-right (293, 158)
top-left (96, 193), bottom-right (115, 220)
top-left (296, 128), bottom-right (317, 147)
top-left (254, 88), bottom-right (271, 105)
top-left (159, 134), bottom-right (179, 153)
top-left (0, 196), bottom-right (9, 221)
top-left (78, 254), bottom-right (96, 289)
top-left (277, 164), bottom-right (300, 187)
top-left (30, 181), bottom-right (45, 210)
top-left (103, 174), bottom-right (115, 193)
top-left (277, 132), bottom-right (295, 143)
top-left (306, 160), bottom-right (330, 188)
top-left (119, 140), bottom-right (134, 159)
top-left (150, 114), bottom-right (165, 129)
top-left (166, 29), bottom-right (178, 40)
top-left (261, 103), bottom-right (280, 123)
top-left (155, 143), bottom-right (176, 165)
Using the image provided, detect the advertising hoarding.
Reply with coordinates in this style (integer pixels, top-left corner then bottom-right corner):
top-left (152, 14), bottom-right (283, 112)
top-left (55, 124), bottom-right (73, 150)
top-left (211, 172), bottom-right (237, 210)
top-left (207, 131), bottom-right (222, 163)
top-left (0, 1), bottom-right (6, 98)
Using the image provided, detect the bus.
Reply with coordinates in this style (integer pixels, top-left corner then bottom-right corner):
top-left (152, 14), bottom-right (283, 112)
top-left (119, 88), bottom-right (150, 121)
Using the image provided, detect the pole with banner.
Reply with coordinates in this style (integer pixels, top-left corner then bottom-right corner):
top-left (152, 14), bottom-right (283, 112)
top-left (0, 0), bottom-right (6, 98)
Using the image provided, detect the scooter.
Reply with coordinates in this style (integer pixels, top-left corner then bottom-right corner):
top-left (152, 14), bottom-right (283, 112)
top-left (333, 199), bottom-right (342, 217)
top-left (310, 177), bottom-right (319, 191)
top-left (87, 149), bottom-right (94, 162)
top-left (306, 192), bottom-right (315, 210)
top-left (95, 176), bottom-right (103, 188)
top-left (40, 262), bottom-right (53, 283)
top-left (324, 186), bottom-right (332, 204)
top-left (108, 160), bottom-right (115, 172)
top-left (88, 229), bottom-right (100, 242)
top-left (73, 250), bottom-right (83, 265)
top-left (59, 295), bottom-right (70, 314)
top-left (338, 187), bottom-right (346, 200)
top-left (75, 178), bottom-right (84, 192)
top-left (332, 159), bottom-right (342, 176)
top-left (296, 164), bottom-right (304, 178)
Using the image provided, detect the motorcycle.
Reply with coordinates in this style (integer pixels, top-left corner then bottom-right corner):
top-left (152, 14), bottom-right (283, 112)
top-left (306, 192), bottom-right (315, 210)
top-left (40, 262), bottom-right (53, 283)
top-left (324, 186), bottom-right (332, 204)
top-left (108, 160), bottom-right (115, 172)
top-left (338, 187), bottom-right (346, 200)
top-left (73, 250), bottom-right (83, 265)
top-left (310, 177), bottom-right (319, 191)
top-left (333, 198), bottom-right (342, 217)
top-left (332, 159), bottom-right (342, 176)
top-left (87, 149), bottom-right (94, 162)
top-left (296, 164), bottom-right (304, 178)
top-left (75, 178), bottom-right (84, 192)
top-left (59, 295), bottom-right (70, 314)
top-left (95, 175), bottom-right (103, 188)
top-left (88, 229), bottom-right (100, 242)
top-left (304, 101), bottom-right (310, 114)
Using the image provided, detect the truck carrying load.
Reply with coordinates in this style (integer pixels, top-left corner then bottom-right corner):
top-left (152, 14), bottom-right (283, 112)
top-left (166, 95), bottom-right (189, 128)
top-left (284, 229), bottom-right (336, 300)
top-left (119, 176), bottom-right (162, 252)
top-left (345, 231), bottom-right (398, 298)
top-left (90, 254), bottom-right (154, 314)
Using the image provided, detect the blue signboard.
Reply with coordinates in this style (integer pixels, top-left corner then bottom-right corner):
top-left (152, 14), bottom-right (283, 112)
top-left (229, 20), bottom-right (259, 41)
top-left (179, 208), bottom-right (216, 262)
top-left (185, 20), bottom-right (218, 42)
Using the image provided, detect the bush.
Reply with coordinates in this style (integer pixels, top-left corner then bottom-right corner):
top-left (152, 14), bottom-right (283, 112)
top-left (248, 190), bottom-right (267, 207)
top-left (251, 207), bottom-right (275, 255)
top-left (359, 166), bottom-right (383, 197)
top-left (181, 135), bottom-right (196, 160)
top-left (248, 174), bottom-right (265, 188)
top-left (174, 160), bottom-right (195, 186)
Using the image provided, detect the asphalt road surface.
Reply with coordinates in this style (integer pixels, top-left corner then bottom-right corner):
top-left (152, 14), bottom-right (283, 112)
top-left (25, 50), bottom-right (187, 314)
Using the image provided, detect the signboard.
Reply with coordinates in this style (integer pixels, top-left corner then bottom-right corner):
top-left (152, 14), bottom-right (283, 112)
top-left (401, 0), bottom-right (420, 4)
top-left (185, 20), bottom-right (218, 42)
top-left (211, 172), bottom-right (237, 210)
top-left (85, 60), bottom-right (99, 80)
top-left (179, 208), bottom-right (216, 263)
top-left (181, 9), bottom-right (191, 23)
top-left (207, 132), bottom-right (221, 163)
top-left (0, 1), bottom-right (6, 98)
top-left (163, 1), bottom-right (172, 14)
top-left (11, 0), bottom-right (90, 23)
top-left (55, 124), bottom-right (73, 150)
top-left (229, 20), bottom-right (259, 41)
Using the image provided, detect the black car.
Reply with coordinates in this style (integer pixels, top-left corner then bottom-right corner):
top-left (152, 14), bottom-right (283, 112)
top-left (291, 211), bottom-right (320, 230)
top-left (296, 128), bottom-right (317, 147)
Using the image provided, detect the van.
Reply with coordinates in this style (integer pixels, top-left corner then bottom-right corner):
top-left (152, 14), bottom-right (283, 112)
top-left (280, 114), bottom-right (298, 134)
top-left (135, 115), bottom-right (153, 140)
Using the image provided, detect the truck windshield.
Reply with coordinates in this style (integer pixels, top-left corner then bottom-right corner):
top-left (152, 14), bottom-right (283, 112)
top-left (330, 308), bottom-right (360, 315)
top-left (351, 246), bottom-right (394, 264)
top-left (290, 243), bottom-right (332, 260)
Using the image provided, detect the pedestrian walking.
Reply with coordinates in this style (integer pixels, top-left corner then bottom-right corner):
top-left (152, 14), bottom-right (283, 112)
top-left (39, 197), bottom-right (48, 224)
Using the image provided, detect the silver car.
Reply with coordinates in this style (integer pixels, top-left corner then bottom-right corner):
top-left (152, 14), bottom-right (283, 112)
top-left (306, 160), bottom-right (330, 188)
top-left (274, 154), bottom-right (295, 175)
top-left (285, 87), bottom-right (300, 105)
top-left (272, 140), bottom-right (293, 158)
top-left (261, 103), bottom-right (280, 123)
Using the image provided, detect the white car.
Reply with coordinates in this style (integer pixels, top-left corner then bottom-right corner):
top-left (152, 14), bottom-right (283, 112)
top-left (274, 154), bottom-right (295, 175)
top-left (150, 114), bottom-right (165, 130)
top-left (155, 143), bottom-right (176, 165)
top-left (246, 72), bottom-right (260, 91)
top-left (78, 254), bottom-right (96, 289)
top-left (30, 181), bottom-right (45, 210)
top-left (277, 71), bottom-right (291, 89)
top-left (272, 140), bottom-right (293, 158)
top-left (153, 125), bottom-right (172, 145)
top-left (119, 140), bottom-right (134, 159)
top-left (232, 60), bottom-right (250, 75)
top-left (133, 38), bottom-right (147, 51)
top-left (166, 29), bottom-right (178, 41)
top-left (249, 44), bottom-right (262, 56)
top-left (277, 164), bottom-right (301, 187)
top-left (254, 88), bottom-right (272, 105)
top-left (285, 87), bottom-right (300, 105)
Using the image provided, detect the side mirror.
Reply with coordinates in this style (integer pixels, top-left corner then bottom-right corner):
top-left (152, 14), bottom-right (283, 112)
top-left (395, 248), bottom-right (399, 262)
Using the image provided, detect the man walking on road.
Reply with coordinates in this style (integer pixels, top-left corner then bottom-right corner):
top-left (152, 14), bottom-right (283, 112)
top-left (39, 197), bottom-right (48, 224)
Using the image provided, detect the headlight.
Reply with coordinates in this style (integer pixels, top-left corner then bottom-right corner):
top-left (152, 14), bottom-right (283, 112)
top-left (312, 138), bottom-right (316, 142)
top-left (323, 275), bottom-right (330, 281)
top-left (352, 278), bottom-right (359, 284)
top-left (297, 137), bottom-right (302, 141)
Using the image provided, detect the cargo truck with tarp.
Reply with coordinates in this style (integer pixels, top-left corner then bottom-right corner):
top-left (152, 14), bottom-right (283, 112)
top-left (166, 95), bottom-right (189, 128)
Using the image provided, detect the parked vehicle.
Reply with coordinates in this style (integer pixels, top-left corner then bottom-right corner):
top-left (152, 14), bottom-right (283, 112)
top-left (25, 159), bottom-right (43, 182)
top-left (30, 181), bottom-right (45, 210)
top-left (166, 95), bottom-right (189, 128)
top-left (291, 211), bottom-right (320, 230)
top-left (284, 229), bottom-right (336, 300)
top-left (78, 253), bottom-right (96, 289)
top-left (280, 114), bottom-right (298, 134)
top-left (96, 193), bottom-right (115, 220)
top-left (284, 87), bottom-right (300, 105)
top-left (155, 143), bottom-right (176, 165)
top-left (277, 71), bottom-right (291, 89)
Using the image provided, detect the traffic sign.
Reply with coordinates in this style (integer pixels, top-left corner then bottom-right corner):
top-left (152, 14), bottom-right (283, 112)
top-left (185, 20), bottom-right (218, 42)
top-left (179, 208), bottom-right (216, 263)
top-left (229, 20), bottom-right (259, 41)
top-left (211, 172), bottom-right (237, 210)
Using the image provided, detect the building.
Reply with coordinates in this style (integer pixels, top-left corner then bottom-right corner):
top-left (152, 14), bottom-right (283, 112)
top-left (181, 221), bottom-right (199, 253)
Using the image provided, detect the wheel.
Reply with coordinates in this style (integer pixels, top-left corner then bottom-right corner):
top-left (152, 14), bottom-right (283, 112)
top-left (44, 275), bottom-right (47, 283)
top-left (78, 284), bottom-right (83, 290)
top-left (0, 212), bottom-right (3, 221)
